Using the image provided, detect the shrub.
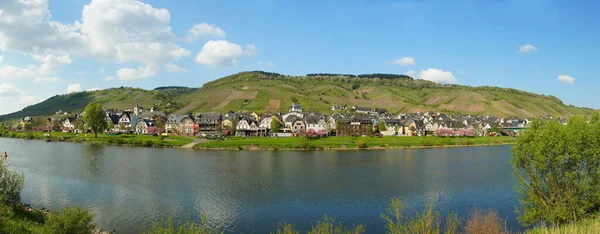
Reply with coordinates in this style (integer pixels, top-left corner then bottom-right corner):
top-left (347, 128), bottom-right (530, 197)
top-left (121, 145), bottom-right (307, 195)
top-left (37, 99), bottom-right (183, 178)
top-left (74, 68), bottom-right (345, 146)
top-left (464, 209), bottom-right (507, 234)
top-left (9, 132), bottom-right (16, 138)
top-left (154, 136), bottom-right (164, 147)
top-left (115, 137), bottom-right (125, 145)
top-left (357, 141), bottom-right (367, 149)
top-left (380, 198), bottom-right (445, 234)
top-left (299, 138), bottom-right (312, 149)
top-left (511, 117), bottom-right (600, 226)
top-left (0, 159), bottom-right (25, 202)
top-left (25, 131), bottom-right (34, 140)
top-left (307, 215), bottom-right (366, 234)
top-left (420, 139), bottom-right (434, 146)
top-left (274, 222), bottom-right (300, 234)
top-left (45, 206), bottom-right (95, 234)
top-left (143, 140), bottom-right (154, 147)
top-left (143, 215), bottom-right (221, 234)
top-left (131, 139), bottom-right (143, 146)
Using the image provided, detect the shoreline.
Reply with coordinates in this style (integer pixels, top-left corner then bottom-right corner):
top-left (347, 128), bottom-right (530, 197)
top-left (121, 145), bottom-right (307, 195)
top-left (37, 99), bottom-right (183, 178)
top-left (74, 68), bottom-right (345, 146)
top-left (193, 142), bottom-right (515, 151)
top-left (0, 134), bottom-right (515, 151)
top-left (14, 202), bottom-right (112, 234)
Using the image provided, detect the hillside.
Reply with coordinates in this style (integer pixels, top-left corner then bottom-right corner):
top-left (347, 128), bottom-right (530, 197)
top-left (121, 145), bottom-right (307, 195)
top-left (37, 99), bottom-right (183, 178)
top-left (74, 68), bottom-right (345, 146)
top-left (0, 71), bottom-right (595, 121)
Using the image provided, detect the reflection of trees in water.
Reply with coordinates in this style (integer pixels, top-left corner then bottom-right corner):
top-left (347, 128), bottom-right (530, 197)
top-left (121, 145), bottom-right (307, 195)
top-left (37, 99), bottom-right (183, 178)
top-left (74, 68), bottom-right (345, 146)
top-left (84, 144), bottom-right (105, 179)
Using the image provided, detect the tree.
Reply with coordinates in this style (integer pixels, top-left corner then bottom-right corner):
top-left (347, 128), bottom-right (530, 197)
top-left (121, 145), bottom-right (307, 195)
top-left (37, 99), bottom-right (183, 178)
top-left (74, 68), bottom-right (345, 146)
top-left (23, 122), bottom-right (32, 132)
top-left (366, 124), bottom-right (374, 136)
top-left (352, 83), bottom-right (360, 90)
top-left (490, 126), bottom-right (499, 134)
top-left (270, 118), bottom-right (282, 133)
top-left (378, 121), bottom-right (387, 132)
top-left (511, 117), bottom-right (600, 226)
top-left (0, 159), bottom-right (25, 202)
top-left (83, 103), bottom-right (108, 138)
top-left (291, 96), bottom-right (298, 104)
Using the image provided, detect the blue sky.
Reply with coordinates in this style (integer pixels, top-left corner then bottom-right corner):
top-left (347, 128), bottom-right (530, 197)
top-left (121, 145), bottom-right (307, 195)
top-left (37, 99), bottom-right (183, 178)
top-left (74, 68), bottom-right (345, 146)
top-left (0, 0), bottom-right (598, 114)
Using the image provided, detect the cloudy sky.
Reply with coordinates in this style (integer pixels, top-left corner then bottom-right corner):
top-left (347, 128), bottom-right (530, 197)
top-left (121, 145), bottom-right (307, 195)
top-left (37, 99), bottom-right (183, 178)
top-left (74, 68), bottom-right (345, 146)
top-left (0, 0), bottom-right (598, 115)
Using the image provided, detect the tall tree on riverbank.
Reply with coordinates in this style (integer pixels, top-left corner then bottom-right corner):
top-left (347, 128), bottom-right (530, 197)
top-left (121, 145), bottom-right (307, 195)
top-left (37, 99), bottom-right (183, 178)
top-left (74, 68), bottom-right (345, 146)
top-left (83, 103), bottom-right (108, 138)
top-left (511, 116), bottom-right (600, 226)
top-left (0, 159), bottom-right (25, 202)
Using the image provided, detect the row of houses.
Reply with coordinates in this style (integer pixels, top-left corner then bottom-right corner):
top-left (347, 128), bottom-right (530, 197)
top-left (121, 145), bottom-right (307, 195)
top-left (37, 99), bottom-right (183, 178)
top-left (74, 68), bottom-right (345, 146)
top-left (18, 103), bottom-right (564, 137)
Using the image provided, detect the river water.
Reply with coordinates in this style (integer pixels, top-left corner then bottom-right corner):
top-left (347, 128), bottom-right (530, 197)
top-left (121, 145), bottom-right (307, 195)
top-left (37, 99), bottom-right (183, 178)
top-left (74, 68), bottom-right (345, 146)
top-left (1, 138), bottom-right (519, 233)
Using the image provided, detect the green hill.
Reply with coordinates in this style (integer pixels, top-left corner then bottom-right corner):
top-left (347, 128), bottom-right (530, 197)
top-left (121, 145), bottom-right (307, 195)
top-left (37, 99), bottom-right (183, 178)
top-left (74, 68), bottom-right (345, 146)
top-left (0, 71), bottom-right (595, 121)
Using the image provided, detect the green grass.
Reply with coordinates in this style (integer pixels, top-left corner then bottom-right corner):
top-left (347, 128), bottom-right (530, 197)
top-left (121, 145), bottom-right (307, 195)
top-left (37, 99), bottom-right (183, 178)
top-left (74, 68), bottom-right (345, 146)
top-left (527, 216), bottom-right (600, 234)
top-left (0, 131), bottom-right (193, 148)
top-left (195, 136), bottom-right (516, 150)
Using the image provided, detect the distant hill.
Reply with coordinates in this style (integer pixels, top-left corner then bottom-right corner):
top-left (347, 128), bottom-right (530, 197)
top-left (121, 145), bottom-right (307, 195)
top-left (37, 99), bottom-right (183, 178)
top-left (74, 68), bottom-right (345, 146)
top-left (0, 71), bottom-right (595, 121)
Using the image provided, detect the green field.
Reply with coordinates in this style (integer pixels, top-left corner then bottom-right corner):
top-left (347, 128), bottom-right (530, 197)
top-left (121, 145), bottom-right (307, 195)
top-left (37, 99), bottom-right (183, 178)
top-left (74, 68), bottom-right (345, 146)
top-left (195, 136), bottom-right (516, 150)
top-left (0, 131), bottom-right (193, 148)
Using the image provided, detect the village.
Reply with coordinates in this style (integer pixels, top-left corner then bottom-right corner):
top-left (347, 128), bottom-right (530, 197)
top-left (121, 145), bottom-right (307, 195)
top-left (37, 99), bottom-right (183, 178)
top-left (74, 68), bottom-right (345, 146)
top-left (10, 102), bottom-right (568, 138)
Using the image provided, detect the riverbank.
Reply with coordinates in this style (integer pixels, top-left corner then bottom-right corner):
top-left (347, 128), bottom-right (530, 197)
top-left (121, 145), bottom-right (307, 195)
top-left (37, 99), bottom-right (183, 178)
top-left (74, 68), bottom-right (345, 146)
top-left (0, 130), bottom-right (516, 151)
top-left (194, 136), bottom-right (516, 150)
top-left (0, 201), bottom-right (111, 233)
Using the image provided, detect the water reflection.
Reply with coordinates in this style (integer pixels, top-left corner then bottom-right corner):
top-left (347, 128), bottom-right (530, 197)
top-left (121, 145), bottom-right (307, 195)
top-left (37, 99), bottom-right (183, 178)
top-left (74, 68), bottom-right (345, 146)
top-left (0, 138), bottom-right (519, 233)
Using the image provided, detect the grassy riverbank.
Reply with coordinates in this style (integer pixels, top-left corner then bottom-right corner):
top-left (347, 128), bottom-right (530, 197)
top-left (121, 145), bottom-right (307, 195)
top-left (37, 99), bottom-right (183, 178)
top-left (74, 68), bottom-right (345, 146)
top-left (194, 136), bottom-right (516, 150)
top-left (0, 130), bottom-right (193, 148)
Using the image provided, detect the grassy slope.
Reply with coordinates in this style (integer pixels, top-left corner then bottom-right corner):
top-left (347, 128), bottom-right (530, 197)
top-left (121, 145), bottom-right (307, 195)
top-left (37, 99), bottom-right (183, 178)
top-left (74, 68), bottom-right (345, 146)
top-left (527, 216), bottom-right (600, 234)
top-left (1, 71), bottom-right (596, 121)
top-left (177, 72), bottom-right (596, 117)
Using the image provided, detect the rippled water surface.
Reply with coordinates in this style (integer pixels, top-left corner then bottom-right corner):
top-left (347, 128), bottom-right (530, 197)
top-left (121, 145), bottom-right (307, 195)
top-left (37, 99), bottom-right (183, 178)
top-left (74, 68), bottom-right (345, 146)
top-left (1, 138), bottom-right (519, 233)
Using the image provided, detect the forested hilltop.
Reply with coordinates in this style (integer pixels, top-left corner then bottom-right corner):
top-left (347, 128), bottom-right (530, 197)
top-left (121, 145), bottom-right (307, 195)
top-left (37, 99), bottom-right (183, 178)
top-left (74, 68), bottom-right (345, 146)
top-left (1, 71), bottom-right (595, 121)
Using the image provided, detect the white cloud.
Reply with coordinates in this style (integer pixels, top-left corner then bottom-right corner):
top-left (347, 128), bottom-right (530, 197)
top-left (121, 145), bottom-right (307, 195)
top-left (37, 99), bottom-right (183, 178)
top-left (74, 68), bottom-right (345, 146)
top-left (557, 75), bottom-right (575, 85)
top-left (0, 0), bottom-right (193, 79)
top-left (405, 70), bottom-right (416, 78)
top-left (104, 76), bottom-right (115, 81)
top-left (186, 23), bottom-right (226, 42)
top-left (519, 44), bottom-right (537, 53)
top-left (66, 84), bottom-right (82, 93)
top-left (164, 64), bottom-right (187, 73)
top-left (34, 77), bottom-right (61, 83)
top-left (195, 40), bottom-right (257, 68)
top-left (76, 71), bottom-right (86, 76)
top-left (32, 54), bottom-right (72, 71)
top-left (87, 87), bottom-right (101, 91)
top-left (258, 61), bottom-right (275, 67)
top-left (117, 65), bottom-right (159, 81)
top-left (418, 68), bottom-right (457, 84)
top-left (0, 55), bottom-right (3, 63)
top-left (394, 57), bottom-right (415, 66)
top-left (19, 95), bottom-right (43, 106)
top-left (100, 68), bottom-right (106, 73)
top-left (0, 83), bottom-right (20, 96)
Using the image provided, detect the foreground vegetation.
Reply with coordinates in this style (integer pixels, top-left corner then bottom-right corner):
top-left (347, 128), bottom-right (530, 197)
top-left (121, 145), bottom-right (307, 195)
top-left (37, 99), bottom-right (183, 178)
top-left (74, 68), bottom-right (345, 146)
top-left (0, 130), bottom-right (193, 148)
top-left (194, 136), bottom-right (516, 150)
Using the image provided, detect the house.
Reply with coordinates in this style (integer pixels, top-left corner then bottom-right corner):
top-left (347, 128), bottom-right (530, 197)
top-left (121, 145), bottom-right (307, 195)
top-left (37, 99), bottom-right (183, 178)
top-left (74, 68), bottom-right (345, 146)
top-left (331, 105), bottom-right (346, 111)
top-left (138, 109), bottom-right (166, 121)
top-left (336, 117), bottom-right (371, 136)
top-left (166, 114), bottom-right (195, 136)
top-left (221, 117), bottom-right (235, 135)
top-left (353, 106), bottom-right (372, 114)
top-left (135, 119), bottom-right (156, 134)
top-left (118, 112), bottom-right (135, 133)
top-left (327, 112), bottom-right (344, 136)
top-left (105, 114), bottom-right (120, 133)
top-left (403, 119), bottom-right (426, 136)
top-left (62, 117), bottom-right (77, 132)
top-left (291, 119), bottom-right (306, 135)
top-left (380, 119), bottom-right (404, 136)
top-left (305, 115), bottom-right (327, 132)
top-left (194, 112), bottom-right (222, 135)
top-left (235, 116), bottom-right (259, 137)
top-left (375, 108), bottom-right (388, 115)
top-left (290, 103), bottom-right (303, 113)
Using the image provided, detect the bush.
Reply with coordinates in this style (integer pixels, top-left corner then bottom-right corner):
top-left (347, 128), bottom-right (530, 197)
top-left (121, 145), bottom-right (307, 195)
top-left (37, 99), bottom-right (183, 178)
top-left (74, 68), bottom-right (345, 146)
top-left (511, 117), bottom-right (600, 226)
top-left (420, 139), bottom-right (434, 146)
top-left (464, 209), bottom-right (507, 234)
top-left (274, 222), bottom-right (299, 234)
top-left (0, 159), bottom-right (25, 202)
top-left (307, 215), bottom-right (365, 234)
top-left (9, 132), bottom-right (16, 138)
top-left (299, 138), bottom-right (312, 149)
top-left (143, 215), bottom-right (221, 234)
top-left (131, 139), bottom-right (143, 146)
top-left (143, 140), bottom-right (154, 147)
top-left (154, 136), bottom-right (164, 147)
top-left (44, 206), bottom-right (95, 234)
top-left (25, 131), bottom-right (34, 140)
top-left (115, 137), bottom-right (125, 145)
top-left (357, 140), bottom-right (367, 149)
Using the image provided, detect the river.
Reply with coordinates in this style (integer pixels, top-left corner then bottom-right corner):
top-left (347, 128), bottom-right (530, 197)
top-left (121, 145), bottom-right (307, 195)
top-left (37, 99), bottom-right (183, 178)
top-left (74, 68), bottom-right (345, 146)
top-left (1, 138), bottom-right (519, 233)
